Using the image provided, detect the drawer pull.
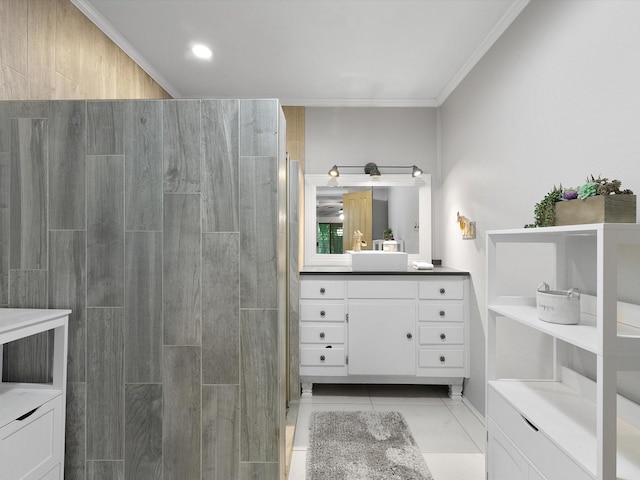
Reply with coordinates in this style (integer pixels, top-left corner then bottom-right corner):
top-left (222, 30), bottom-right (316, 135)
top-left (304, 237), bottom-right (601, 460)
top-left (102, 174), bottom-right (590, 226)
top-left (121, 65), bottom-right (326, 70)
top-left (406, 332), bottom-right (413, 340)
top-left (320, 287), bottom-right (326, 295)
top-left (439, 288), bottom-right (446, 295)
top-left (320, 310), bottom-right (326, 318)
top-left (439, 310), bottom-right (446, 317)
top-left (521, 415), bottom-right (539, 432)
top-left (16, 407), bottom-right (39, 421)
top-left (320, 355), bottom-right (326, 361)
top-left (439, 355), bottom-right (446, 362)
top-left (440, 333), bottom-right (446, 340)
top-left (325, 345), bottom-right (332, 349)
top-left (319, 332), bottom-right (325, 339)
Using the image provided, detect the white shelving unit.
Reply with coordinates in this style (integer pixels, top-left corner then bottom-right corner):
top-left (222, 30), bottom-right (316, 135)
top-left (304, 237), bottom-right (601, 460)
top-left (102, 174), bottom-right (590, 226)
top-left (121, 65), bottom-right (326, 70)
top-left (486, 224), bottom-right (640, 480)
top-left (0, 309), bottom-right (70, 480)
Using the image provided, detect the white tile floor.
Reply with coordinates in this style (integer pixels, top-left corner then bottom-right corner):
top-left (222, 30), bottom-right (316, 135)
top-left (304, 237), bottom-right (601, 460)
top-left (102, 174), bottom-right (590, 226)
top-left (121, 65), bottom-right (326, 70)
top-left (288, 384), bottom-right (486, 480)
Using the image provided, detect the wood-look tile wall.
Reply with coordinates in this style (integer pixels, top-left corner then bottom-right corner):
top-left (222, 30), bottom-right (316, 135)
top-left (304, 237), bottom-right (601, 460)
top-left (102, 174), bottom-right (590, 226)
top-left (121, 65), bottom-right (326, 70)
top-left (0, 99), bottom-right (285, 480)
top-left (0, 0), bottom-right (171, 101)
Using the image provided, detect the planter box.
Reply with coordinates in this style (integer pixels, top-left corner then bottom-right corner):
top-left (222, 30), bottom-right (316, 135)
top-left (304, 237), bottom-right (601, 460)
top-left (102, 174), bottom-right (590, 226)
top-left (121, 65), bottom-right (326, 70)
top-left (555, 195), bottom-right (636, 225)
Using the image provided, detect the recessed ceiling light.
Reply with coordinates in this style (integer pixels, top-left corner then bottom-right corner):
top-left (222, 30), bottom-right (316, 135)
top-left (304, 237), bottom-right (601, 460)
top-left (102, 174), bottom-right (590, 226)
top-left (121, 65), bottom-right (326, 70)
top-left (191, 44), bottom-right (213, 60)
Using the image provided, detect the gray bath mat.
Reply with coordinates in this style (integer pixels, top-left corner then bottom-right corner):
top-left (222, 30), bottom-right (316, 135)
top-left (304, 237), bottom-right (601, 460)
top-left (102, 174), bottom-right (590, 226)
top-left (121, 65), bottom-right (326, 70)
top-left (306, 411), bottom-right (434, 480)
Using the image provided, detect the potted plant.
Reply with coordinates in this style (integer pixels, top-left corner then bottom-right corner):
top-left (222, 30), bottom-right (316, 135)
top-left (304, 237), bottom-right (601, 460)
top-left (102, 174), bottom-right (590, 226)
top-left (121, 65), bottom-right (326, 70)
top-left (527, 176), bottom-right (636, 227)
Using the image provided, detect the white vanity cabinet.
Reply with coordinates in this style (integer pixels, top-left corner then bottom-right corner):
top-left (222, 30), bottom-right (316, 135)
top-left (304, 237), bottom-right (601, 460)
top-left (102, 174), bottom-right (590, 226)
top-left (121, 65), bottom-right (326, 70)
top-left (486, 224), bottom-right (640, 480)
top-left (299, 280), bottom-right (348, 377)
top-left (299, 271), bottom-right (469, 398)
top-left (0, 309), bottom-right (70, 480)
top-left (347, 280), bottom-right (416, 376)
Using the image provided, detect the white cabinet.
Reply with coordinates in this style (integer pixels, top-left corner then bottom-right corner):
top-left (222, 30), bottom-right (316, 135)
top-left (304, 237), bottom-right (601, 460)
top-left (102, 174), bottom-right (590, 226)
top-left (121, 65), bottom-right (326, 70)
top-left (0, 309), bottom-right (70, 480)
top-left (300, 273), bottom-right (469, 398)
top-left (299, 280), bottom-right (347, 380)
top-left (486, 224), bottom-right (640, 480)
top-left (487, 419), bottom-right (548, 480)
top-left (348, 302), bottom-right (415, 375)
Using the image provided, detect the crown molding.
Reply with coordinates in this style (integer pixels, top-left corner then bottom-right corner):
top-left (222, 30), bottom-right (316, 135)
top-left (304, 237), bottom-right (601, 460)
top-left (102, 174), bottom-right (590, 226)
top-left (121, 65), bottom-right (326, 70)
top-left (280, 98), bottom-right (439, 108)
top-left (436, 0), bottom-right (530, 105)
top-left (70, 0), bottom-right (182, 98)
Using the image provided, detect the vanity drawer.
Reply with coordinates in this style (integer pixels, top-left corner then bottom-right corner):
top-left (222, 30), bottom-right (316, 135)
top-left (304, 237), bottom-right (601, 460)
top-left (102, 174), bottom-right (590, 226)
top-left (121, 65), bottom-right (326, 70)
top-left (419, 303), bottom-right (463, 322)
top-left (419, 325), bottom-right (463, 345)
top-left (300, 303), bottom-right (345, 322)
top-left (0, 395), bottom-right (63, 480)
top-left (300, 347), bottom-right (345, 366)
top-left (418, 349), bottom-right (464, 368)
top-left (488, 386), bottom-right (591, 480)
top-left (419, 279), bottom-right (464, 299)
top-left (300, 281), bottom-right (345, 299)
top-left (347, 281), bottom-right (416, 299)
top-left (300, 325), bottom-right (345, 344)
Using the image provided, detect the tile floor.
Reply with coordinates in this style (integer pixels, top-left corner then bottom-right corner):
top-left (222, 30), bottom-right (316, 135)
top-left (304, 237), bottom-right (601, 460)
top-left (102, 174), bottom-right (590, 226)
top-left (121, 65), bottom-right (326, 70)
top-left (287, 384), bottom-right (486, 480)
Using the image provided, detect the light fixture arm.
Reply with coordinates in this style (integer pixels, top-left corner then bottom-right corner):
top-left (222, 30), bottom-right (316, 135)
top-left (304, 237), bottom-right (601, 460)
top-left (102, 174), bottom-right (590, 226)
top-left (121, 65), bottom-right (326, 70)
top-left (327, 163), bottom-right (423, 177)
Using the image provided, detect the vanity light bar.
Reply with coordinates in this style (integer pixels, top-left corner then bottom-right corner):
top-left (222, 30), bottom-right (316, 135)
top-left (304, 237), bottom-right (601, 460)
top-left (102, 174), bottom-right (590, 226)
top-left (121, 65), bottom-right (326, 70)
top-left (327, 163), bottom-right (423, 177)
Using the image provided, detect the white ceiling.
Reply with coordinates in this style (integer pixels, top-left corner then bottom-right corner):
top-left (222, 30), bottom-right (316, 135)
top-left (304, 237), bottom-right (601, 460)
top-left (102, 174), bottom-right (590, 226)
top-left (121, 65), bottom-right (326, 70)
top-left (72, 0), bottom-right (529, 106)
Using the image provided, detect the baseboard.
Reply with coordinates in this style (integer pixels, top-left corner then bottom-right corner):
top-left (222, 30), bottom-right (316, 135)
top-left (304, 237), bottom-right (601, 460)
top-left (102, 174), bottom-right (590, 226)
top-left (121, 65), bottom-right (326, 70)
top-left (462, 395), bottom-right (486, 425)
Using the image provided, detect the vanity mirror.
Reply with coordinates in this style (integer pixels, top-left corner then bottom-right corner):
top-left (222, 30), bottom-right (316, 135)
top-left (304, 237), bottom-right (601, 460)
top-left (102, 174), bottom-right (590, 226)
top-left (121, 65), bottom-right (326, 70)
top-left (303, 174), bottom-right (432, 266)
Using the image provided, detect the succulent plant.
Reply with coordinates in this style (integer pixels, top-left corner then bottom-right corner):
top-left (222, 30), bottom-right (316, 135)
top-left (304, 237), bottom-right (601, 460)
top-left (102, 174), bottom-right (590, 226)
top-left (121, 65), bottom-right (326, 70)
top-left (527, 175), bottom-right (634, 228)
top-left (529, 185), bottom-right (563, 228)
top-left (578, 182), bottom-right (597, 199)
top-left (586, 175), bottom-right (634, 196)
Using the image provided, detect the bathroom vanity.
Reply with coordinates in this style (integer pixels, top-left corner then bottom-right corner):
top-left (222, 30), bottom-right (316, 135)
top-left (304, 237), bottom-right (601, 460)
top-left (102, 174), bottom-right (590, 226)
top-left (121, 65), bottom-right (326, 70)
top-left (299, 268), bottom-right (470, 398)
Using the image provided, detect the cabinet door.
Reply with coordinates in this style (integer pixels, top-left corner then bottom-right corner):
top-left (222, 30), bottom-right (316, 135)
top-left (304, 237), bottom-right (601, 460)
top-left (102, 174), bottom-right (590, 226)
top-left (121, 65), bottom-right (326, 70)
top-left (487, 419), bottom-right (529, 480)
top-left (348, 302), bottom-right (415, 375)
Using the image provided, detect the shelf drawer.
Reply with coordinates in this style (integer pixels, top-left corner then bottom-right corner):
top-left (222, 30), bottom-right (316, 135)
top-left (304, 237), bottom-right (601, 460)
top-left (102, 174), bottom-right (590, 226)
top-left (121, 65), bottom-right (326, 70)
top-left (418, 303), bottom-right (463, 322)
top-left (347, 281), bottom-right (415, 299)
top-left (300, 303), bottom-right (345, 322)
top-left (419, 326), bottom-right (463, 345)
top-left (0, 395), bottom-right (63, 480)
top-left (418, 349), bottom-right (464, 368)
top-left (300, 347), bottom-right (345, 366)
top-left (419, 279), bottom-right (464, 299)
top-left (300, 281), bottom-right (345, 299)
top-left (300, 325), bottom-right (345, 344)
top-left (488, 386), bottom-right (591, 480)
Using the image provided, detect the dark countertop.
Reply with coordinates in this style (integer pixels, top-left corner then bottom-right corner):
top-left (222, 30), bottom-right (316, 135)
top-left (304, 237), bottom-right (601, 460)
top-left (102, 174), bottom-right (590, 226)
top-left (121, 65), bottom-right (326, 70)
top-left (299, 266), bottom-right (469, 276)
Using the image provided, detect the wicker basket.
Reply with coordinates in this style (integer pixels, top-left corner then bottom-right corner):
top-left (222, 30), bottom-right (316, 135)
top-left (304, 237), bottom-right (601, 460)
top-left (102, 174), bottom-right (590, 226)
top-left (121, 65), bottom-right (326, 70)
top-left (536, 283), bottom-right (580, 325)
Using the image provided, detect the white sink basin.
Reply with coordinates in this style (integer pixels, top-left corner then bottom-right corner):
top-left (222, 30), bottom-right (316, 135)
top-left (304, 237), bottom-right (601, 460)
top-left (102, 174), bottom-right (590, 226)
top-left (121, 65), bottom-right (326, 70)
top-left (350, 251), bottom-right (409, 271)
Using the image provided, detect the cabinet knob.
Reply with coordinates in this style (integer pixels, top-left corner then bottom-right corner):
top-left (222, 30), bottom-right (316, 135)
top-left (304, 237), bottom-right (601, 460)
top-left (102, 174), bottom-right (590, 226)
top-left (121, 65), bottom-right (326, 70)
top-left (320, 310), bottom-right (326, 318)
top-left (319, 332), bottom-right (325, 339)
top-left (406, 332), bottom-right (413, 339)
top-left (439, 310), bottom-right (445, 317)
top-left (320, 287), bottom-right (326, 294)
top-left (439, 288), bottom-right (446, 295)
top-left (320, 355), bottom-right (326, 361)
top-left (440, 355), bottom-right (446, 362)
top-left (440, 333), bottom-right (446, 340)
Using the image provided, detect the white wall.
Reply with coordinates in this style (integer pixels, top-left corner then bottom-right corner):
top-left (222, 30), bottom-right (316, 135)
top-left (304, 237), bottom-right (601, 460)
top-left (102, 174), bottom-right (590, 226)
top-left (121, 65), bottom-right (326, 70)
top-left (305, 107), bottom-right (441, 257)
top-left (440, 0), bottom-right (640, 413)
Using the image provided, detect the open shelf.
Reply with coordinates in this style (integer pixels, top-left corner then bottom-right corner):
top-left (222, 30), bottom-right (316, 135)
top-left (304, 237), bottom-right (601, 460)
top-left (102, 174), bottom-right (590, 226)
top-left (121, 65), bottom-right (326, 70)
top-left (488, 304), bottom-right (640, 355)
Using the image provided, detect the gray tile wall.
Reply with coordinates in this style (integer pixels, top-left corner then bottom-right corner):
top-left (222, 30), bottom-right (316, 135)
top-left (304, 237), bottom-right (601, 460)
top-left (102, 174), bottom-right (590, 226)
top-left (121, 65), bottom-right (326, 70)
top-left (0, 99), bottom-right (284, 480)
